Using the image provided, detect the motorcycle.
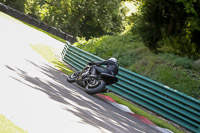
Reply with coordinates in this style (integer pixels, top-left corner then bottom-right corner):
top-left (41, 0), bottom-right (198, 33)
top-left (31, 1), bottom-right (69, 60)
top-left (67, 63), bottom-right (118, 95)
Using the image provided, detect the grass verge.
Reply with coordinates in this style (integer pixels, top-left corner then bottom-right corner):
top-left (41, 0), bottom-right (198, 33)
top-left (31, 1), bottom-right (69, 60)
top-left (0, 114), bottom-right (27, 133)
top-left (30, 44), bottom-right (74, 75)
top-left (103, 93), bottom-right (184, 133)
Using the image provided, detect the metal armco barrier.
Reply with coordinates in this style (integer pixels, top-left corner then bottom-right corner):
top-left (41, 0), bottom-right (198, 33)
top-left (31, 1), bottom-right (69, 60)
top-left (62, 42), bottom-right (200, 133)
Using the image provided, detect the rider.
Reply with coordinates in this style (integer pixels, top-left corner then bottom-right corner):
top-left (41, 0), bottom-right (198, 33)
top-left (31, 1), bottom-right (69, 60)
top-left (89, 57), bottom-right (119, 77)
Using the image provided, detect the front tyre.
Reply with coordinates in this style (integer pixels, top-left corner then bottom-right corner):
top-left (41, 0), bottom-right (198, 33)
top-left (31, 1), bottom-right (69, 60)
top-left (85, 80), bottom-right (106, 95)
top-left (67, 72), bottom-right (79, 83)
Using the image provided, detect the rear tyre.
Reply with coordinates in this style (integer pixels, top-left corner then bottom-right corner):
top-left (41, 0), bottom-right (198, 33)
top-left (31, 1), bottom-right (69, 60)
top-left (85, 80), bottom-right (106, 95)
top-left (67, 72), bottom-right (79, 83)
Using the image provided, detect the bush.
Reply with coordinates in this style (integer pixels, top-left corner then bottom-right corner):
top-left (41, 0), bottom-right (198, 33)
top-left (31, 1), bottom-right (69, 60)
top-left (158, 35), bottom-right (200, 59)
top-left (75, 34), bottom-right (144, 68)
top-left (161, 53), bottom-right (194, 69)
top-left (173, 57), bottom-right (193, 69)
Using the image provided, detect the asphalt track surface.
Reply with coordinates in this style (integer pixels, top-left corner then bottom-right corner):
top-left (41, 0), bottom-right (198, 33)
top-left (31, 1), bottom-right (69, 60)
top-left (0, 12), bottom-right (161, 133)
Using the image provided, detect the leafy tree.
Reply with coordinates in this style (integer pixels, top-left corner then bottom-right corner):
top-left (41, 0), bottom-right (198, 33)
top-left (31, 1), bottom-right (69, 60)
top-left (25, 0), bottom-right (127, 39)
top-left (66, 0), bottom-right (127, 38)
top-left (132, 0), bottom-right (200, 58)
top-left (39, 0), bottom-right (71, 29)
top-left (179, 0), bottom-right (200, 55)
top-left (132, 0), bottom-right (165, 50)
top-left (25, 0), bottom-right (41, 19)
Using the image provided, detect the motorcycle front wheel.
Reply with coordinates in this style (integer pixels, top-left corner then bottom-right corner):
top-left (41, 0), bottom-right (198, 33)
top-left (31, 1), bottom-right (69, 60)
top-left (85, 79), bottom-right (106, 95)
top-left (67, 72), bottom-right (80, 83)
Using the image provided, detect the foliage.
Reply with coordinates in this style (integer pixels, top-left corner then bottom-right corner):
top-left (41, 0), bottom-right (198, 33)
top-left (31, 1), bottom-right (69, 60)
top-left (131, 0), bottom-right (200, 58)
top-left (0, 0), bottom-right (26, 12)
top-left (24, 0), bottom-right (127, 39)
top-left (75, 34), bottom-right (143, 68)
top-left (75, 34), bottom-right (200, 99)
top-left (131, 0), bottom-right (164, 50)
top-left (68, 0), bottom-right (127, 38)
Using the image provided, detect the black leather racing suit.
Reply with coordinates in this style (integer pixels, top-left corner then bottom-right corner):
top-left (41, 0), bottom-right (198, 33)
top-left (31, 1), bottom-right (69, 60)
top-left (91, 60), bottom-right (119, 76)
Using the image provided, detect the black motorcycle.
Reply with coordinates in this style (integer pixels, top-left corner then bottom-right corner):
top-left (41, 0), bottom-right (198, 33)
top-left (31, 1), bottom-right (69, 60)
top-left (67, 63), bottom-right (118, 95)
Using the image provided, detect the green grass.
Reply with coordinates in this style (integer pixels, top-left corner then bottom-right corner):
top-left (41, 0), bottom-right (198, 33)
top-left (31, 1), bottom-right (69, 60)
top-left (30, 44), bottom-right (74, 75)
top-left (102, 93), bottom-right (184, 133)
top-left (0, 114), bottom-right (27, 133)
top-left (75, 34), bottom-right (143, 68)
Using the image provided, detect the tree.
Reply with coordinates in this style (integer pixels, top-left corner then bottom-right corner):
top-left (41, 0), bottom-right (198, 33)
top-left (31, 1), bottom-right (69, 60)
top-left (132, 0), bottom-right (200, 57)
top-left (132, 0), bottom-right (167, 50)
top-left (25, 0), bottom-right (127, 39)
top-left (66, 0), bottom-right (126, 38)
top-left (179, 0), bottom-right (200, 55)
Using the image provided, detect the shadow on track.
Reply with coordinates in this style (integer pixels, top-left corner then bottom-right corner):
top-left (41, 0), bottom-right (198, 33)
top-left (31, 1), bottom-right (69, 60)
top-left (5, 60), bottom-right (159, 133)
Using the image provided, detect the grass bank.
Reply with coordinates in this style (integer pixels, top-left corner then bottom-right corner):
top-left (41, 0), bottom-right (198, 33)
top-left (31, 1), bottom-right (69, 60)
top-left (75, 34), bottom-right (200, 100)
top-left (0, 114), bottom-right (27, 133)
top-left (30, 44), bottom-right (74, 75)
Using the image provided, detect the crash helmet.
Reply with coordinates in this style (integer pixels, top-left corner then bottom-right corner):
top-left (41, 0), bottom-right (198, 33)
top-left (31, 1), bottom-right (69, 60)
top-left (109, 57), bottom-right (117, 63)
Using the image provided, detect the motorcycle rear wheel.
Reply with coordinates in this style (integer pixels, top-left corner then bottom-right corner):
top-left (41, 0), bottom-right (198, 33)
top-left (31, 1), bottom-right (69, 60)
top-left (67, 72), bottom-right (80, 83)
top-left (85, 80), bottom-right (105, 95)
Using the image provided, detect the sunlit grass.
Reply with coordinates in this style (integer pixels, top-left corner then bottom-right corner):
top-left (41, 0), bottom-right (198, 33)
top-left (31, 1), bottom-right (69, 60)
top-left (0, 114), bottom-right (27, 133)
top-left (30, 44), bottom-right (74, 75)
